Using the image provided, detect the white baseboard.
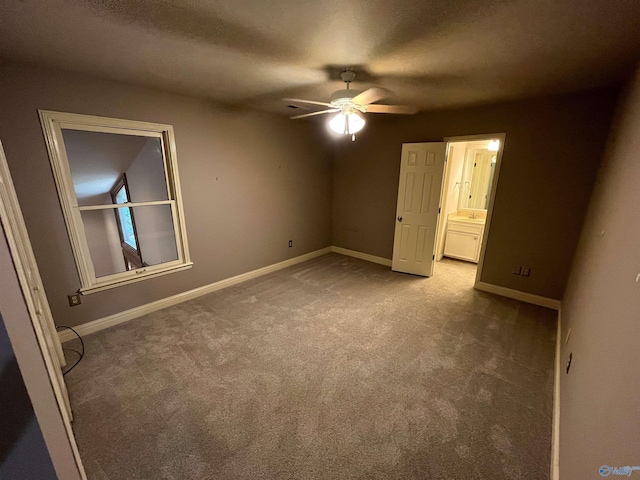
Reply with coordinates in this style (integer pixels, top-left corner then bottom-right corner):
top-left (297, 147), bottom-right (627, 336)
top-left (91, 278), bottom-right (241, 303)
top-left (551, 306), bottom-right (561, 480)
top-left (60, 248), bottom-right (563, 342)
top-left (474, 281), bottom-right (561, 310)
top-left (330, 246), bottom-right (392, 267)
top-left (58, 247), bottom-right (332, 342)
top-left (59, 246), bottom-right (395, 342)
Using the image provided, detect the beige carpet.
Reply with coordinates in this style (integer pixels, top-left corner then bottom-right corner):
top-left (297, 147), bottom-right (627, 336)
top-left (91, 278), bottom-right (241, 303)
top-left (64, 253), bottom-right (556, 479)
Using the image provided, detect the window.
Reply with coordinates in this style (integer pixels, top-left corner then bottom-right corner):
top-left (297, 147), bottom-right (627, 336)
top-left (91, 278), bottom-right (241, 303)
top-left (110, 175), bottom-right (143, 269)
top-left (39, 111), bottom-right (192, 293)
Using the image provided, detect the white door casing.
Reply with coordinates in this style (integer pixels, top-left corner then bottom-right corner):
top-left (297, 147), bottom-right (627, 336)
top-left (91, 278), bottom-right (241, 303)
top-left (444, 132), bottom-right (506, 287)
top-left (392, 142), bottom-right (447, 276)
top-left (0, 141), bottom-right (73, 420)
top-left (0, 228), bottom-right (86, 479)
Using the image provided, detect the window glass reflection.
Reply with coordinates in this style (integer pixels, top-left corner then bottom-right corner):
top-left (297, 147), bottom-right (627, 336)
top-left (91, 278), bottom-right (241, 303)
top-left (61, 130), bottom-right (168, 206)
top-left (80, 205), bottom-right (178, 278)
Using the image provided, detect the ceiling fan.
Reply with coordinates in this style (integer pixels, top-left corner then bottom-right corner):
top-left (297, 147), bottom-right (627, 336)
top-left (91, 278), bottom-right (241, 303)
top-left (284, 70), bottom-right (417, 140)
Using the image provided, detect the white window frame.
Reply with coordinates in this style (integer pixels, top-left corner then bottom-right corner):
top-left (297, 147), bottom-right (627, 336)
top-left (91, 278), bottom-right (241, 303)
top-left (39, 111), bottom-right (192, 294)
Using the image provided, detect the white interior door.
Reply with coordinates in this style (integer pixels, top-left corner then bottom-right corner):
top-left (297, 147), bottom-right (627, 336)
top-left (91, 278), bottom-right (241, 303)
top-left (392, 142), bottom-right (447, 276)
top-left (0, 140), bottom-right (73, 420)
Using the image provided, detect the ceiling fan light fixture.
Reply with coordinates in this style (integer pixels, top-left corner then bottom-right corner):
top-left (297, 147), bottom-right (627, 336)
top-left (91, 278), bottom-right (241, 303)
top-left (329, 112), bottom-right (365, 135)
top-left (286, 68), bottom-right (415, 134)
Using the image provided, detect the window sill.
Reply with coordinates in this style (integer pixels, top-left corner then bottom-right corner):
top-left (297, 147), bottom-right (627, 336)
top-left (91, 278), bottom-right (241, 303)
top-left (79, 262), bottom-right (193, 295)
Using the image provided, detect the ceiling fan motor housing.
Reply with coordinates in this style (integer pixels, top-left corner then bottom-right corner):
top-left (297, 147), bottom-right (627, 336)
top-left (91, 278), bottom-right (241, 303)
top-left (330, 89), bottom-right (360, 104)
top-left (340, 70), bottom-right (356, 83)
top-left (285, 67), bottom-right (414, 119)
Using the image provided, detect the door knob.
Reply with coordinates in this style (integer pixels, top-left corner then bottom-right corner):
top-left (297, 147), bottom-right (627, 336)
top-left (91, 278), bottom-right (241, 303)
top-left (397, 216), bottom-right (403, 222)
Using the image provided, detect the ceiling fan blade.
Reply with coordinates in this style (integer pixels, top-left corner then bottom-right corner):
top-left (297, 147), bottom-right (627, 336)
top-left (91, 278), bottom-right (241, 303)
top-left (291, 109), bottom-right (339, 120)
top-left (351, 87), bottom-right (387, 106)
top-left (287, 103), bottom-right (312, 111)
top-left (365, 104), bottom-right (418, 114)
top-left (284, 98), bottom-right (333, 108)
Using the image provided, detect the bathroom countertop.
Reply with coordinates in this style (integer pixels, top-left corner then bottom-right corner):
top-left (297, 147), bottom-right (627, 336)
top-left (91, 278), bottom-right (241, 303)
top-left (448, 215), bottom-right (486, 224)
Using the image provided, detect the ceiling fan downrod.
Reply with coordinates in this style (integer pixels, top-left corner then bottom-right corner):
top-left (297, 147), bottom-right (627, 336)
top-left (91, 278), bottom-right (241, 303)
top-left (340, 70), bottom-right (356, 89)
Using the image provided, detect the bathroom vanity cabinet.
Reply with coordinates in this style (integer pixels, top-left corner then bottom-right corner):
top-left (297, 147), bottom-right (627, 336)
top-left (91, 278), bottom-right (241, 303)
top-left (443, 217), bottom-right (485, 263)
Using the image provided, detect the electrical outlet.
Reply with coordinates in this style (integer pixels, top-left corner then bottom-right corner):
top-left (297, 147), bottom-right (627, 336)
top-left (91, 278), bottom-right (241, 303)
top-left (521, 267), bottom-right (531, 277)
top-left (566, 352), bottom-right (573, 374)
top-left (512, 265), bottom-right (522, 275)
top-left (288, 240), bottom-right (293, 248)
top-left (67, 294), bottom-right (82, 307)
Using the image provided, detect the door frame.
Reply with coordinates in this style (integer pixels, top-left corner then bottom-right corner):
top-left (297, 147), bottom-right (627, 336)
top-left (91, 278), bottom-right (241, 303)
top-left (0, 141), bottom-right (86, 479)
top-left (441, 133), bottom-right (506, 287)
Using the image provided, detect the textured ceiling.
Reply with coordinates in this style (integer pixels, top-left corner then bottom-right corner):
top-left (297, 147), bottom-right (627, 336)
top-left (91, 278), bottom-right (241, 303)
top-left (1, 0), bottom-right (640, 115)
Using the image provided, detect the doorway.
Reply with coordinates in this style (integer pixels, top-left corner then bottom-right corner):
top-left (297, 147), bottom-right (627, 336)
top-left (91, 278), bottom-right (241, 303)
top-left (0, 140), bottom-right (86, 478)
top-left (434, 134), bottom-right (505, 284)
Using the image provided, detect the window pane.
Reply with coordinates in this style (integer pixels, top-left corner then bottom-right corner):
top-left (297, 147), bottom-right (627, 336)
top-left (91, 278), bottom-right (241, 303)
top-left (117, 207), bottom-right (137, 249)
top-left (114, 185), bottom-right (128, 205)
top-left (130, 205), bottom-right (178, 266)
top-left (62, 129), bottom-right (169, 206)
top-left (81, 204), bottom-right (178, 278)
top-left (80, 210), bottom-right (127, 277)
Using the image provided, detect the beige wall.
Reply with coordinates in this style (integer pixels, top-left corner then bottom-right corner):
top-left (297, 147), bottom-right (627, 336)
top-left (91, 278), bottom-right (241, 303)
top-left (332, 90), bottom-right (619, 299)
top-left (0, 61), bottom-right (333, 328)
top-left (559, 67), bottom-right (640, 478)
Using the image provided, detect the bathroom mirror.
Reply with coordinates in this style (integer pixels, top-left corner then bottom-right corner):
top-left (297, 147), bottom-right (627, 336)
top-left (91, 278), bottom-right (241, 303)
top-left (458, 146), bottom-right (497, 210)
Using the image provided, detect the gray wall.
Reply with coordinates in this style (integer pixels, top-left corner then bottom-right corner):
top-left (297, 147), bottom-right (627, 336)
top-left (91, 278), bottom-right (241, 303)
top-left (332, 89), bottom-right (619, 299)
top-left (559, 66), bottom-right (640, 478)
top-left (0, 61), bottom-right (333, 328)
